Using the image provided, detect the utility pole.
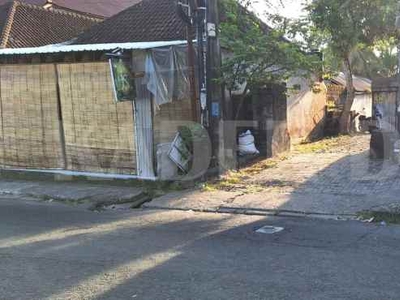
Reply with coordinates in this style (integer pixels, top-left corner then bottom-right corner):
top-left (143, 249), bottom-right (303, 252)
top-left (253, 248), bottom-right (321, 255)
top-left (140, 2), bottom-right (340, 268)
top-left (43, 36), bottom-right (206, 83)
top-left (178, 0), bottom-right (234, 172)
top-left (206, 0), bottom-right (229, 170)
top-left (206, 0), bottom-right (234, 171)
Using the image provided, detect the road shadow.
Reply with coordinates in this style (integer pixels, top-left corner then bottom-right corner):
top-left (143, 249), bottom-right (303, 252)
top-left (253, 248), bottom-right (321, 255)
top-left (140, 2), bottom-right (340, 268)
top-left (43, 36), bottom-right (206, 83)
top-left (3, 137), bottom-right (400, 299)
top-left (2, 204), bottom-right (400, 300)
top-left (210, 134), bottom-right (400, 216)
top-left (273, 147), bottom-right (400, 215)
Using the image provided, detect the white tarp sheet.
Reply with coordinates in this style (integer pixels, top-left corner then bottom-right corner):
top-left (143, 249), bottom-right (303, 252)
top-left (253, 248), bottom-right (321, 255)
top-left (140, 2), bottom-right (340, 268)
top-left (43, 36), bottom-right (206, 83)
top-left (145, 45), bottom-right (192, 108)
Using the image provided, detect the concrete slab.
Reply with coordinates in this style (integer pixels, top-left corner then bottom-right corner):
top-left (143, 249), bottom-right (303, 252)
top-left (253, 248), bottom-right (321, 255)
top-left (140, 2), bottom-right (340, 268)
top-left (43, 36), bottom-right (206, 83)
top-left (143, 190), bottom-right (242, 212)
top-left (0, 179), bottom-right (145, 209)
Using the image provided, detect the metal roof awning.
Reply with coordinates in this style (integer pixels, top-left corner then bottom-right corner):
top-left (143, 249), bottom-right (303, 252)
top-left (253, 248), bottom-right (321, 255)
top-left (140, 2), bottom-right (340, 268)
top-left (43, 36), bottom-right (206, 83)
top-left (331, 72), bottom-right (372, 93)
top-left (0, 40), bottom-right (188, 55)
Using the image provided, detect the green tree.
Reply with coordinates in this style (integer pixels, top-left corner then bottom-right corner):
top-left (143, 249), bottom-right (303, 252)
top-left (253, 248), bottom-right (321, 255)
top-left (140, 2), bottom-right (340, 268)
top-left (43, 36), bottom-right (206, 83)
top-left (219, 0), bottom-right (319, 120)
top-left (304, 0), bottom-right (398, 132)
top-left (335, 40), bottom-right (398, 79)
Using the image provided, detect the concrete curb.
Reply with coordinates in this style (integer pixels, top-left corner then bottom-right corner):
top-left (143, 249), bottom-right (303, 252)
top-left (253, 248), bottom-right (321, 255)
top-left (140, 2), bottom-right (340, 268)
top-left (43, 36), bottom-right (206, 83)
top-left (143, 205), bottom-right (358, 221)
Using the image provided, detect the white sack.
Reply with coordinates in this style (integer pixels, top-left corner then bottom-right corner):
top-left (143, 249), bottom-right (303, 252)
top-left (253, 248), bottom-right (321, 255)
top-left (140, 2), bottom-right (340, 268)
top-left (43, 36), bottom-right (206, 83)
top-left (238, 130), bottom-right (260, 155)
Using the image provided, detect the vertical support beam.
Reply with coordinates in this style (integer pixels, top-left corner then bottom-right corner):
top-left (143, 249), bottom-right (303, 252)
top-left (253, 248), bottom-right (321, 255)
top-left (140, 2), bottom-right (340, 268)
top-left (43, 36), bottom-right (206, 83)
top-left (395, 3), bottom-right (400, 134)
top-left (132, 50), bottom-right (155, 179)
top-left (196, 0), bottom-right (207, 126)
top-left (187, 28), bottom-right (200, 122)
top-left (54, 64), bottom-right (67, 169)
top-left (0, 67), bottom-right (5, 168)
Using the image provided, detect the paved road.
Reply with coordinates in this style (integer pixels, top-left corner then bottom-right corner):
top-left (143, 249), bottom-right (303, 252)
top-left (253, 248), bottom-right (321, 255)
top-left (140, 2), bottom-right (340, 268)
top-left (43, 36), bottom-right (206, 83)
top-left (1, 196), bottom-right (400, 300)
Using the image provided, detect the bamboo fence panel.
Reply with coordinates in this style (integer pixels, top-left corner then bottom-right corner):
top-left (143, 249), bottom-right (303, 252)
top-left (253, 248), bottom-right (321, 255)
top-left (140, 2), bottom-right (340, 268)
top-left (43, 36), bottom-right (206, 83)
top-left (57, 62), bottom-right (136, 174)
top-left (0, 64), bottom-right (64, 169)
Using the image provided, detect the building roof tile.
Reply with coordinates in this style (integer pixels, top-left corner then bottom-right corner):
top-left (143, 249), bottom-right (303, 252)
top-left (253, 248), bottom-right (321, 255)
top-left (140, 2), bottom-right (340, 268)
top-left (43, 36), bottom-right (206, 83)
top-left (0, 0), bottom-right (138, 17)
top-left (74, 0), bottom-right (187, 44)
top-left (49, 0), bottom-right (141, 17)
top-left (0, 1), bottom-right (102, 48)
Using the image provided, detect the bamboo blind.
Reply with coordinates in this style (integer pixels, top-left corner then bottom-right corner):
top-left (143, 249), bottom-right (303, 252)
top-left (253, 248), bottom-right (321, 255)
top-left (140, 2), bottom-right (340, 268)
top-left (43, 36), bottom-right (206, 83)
top-left (57, 62), bottom-right (136, 174)
top-left (0, 64), bottom-right (64, 169)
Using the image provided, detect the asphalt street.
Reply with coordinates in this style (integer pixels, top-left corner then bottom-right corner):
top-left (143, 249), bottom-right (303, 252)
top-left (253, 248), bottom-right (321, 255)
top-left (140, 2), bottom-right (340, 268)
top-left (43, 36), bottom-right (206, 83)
top-left (0, 196), bottom-right (399, 300)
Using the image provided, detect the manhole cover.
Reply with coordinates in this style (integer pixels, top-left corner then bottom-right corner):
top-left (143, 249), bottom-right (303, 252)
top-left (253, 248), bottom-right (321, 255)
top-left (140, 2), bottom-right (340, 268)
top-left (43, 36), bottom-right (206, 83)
top-left (255, 225), bottom-right (284, 235)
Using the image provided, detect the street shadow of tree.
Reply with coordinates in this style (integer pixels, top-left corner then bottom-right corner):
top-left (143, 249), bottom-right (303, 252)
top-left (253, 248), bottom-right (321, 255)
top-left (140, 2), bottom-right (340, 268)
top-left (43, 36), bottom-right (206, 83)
top-left (81, 138), bottom-right (400, 299)
top-left (76, 209), bottom-right (400, 300)
top-left (234, 136), bottom-right (400, 215)
top-left (4, 139), bottom-right (400, 299)
top-left (273, 148), bottom-right (400, 215)
top-left (0, 206), bottom-right (252, 299)
top-left (2, 182), bottom-right (400, 299)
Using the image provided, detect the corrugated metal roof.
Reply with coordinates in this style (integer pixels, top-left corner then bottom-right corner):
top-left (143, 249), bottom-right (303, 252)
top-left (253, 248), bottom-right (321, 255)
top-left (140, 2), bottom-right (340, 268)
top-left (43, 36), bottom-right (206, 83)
top-left (0, 40), bottom-right (187, 55)
top-left (331, 72), bottom-right (372, 93)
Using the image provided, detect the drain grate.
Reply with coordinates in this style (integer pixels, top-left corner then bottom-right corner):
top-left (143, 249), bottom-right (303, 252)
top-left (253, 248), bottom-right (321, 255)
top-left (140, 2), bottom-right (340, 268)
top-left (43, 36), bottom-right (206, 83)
top-left (256, 225), bottom-right (284, 235)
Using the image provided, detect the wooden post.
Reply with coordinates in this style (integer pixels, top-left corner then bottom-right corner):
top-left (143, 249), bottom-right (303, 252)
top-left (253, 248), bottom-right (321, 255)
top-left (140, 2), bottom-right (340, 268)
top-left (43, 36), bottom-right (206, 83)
top-left (53, 64), bottom-right (68, 169)
top-left (206, 0), bottom-right (223, 168)
top-left (187, 27), bottom-right (200, 122)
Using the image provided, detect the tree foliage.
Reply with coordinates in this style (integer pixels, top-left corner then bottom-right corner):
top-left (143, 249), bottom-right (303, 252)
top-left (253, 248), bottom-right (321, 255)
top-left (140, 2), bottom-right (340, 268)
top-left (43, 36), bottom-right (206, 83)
top-left (219, 0), bottom-right (320, 97)
top-left (302, 0), bottom-right (398, 132)
top-left (370, 39), bottom-right (398, 78)
top-left (324, 39), bottom-right (398, 79)
top-left (308, 0), bottom-right (397, 55)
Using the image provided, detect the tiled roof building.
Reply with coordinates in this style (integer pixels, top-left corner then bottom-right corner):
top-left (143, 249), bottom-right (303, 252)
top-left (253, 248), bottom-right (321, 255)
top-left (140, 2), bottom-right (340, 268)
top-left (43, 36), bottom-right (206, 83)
top-left (46, 0), bottom-right (141, 18)
top-left (0, 1), bottom-right (102, 48)
top-left (0, 0), bottom-right (138, 17)
top-left (74, 0), bottom-right (187, 44)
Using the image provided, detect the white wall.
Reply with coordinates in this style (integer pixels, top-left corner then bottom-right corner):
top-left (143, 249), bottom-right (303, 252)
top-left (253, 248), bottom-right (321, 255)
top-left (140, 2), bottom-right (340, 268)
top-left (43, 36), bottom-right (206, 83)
top-left (351, 93), bottom-right (372, 117)
top-left (286, 76), bottom-right (327, 142)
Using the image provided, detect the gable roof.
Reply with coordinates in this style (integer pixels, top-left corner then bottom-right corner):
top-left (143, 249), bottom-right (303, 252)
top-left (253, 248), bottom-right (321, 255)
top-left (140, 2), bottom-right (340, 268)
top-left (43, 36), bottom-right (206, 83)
top-left (0, 0), bottom-right (139, 17)
top-left (74, 0), bottom-right (187, 44)
top-left (0, 1), bottom-right (102, 48)
top-left (73, 0), bottom-right (276, 46)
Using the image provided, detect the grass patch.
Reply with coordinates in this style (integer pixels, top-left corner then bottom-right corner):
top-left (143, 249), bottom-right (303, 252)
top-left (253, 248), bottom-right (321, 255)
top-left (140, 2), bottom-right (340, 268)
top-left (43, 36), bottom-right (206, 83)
top-left (200, 135), bottom-right (356, 193)
top-left (202, 153), bottom-right (289, 194)
top-left (240, 160), bottom-right (279, 176)
top-left (240, 154), bottom-right (289, 177)
top-left (358, 210), bottom-right (400, 224)
top-left (203, 171), bottom-right (246, 192)
top-left (294, 135), bottom-right (351, 154)
top-left (202, 154), bottom-right (289, 193)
